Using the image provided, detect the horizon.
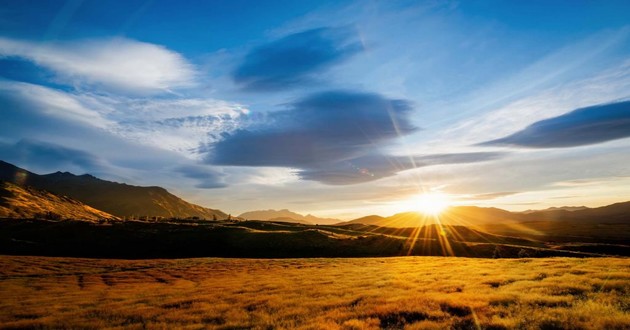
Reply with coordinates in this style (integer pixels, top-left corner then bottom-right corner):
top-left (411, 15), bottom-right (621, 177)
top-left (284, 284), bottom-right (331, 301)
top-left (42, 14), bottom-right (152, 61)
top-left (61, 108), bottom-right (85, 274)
top-left (3, 158), bottom-right (628, 221)
top-left (1, 1), bottom-right (629, 219)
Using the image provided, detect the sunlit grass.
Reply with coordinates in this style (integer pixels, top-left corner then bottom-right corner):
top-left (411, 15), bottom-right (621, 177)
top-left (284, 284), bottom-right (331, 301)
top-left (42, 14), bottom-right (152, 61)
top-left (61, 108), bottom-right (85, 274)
top-left (0, 256), bottom-right (628, 329)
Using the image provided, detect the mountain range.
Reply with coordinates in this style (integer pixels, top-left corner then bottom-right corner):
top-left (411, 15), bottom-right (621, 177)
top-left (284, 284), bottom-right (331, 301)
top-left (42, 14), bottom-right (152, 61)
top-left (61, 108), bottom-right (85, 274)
top-left (344, 202), bottom-right (630, 228)
top-left (0, 160), bottom-right (226, 220)
top-left (1, 160), bottom-right (628, 230)
top-left (238, 209), bottom-right (340, 225)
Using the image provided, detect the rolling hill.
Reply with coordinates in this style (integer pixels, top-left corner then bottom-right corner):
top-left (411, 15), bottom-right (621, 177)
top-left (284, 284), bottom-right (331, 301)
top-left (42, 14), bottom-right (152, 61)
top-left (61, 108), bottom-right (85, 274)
top-left (238, 209), bottom-right (340, 225)
top-left (343, 207), bottom-right (522, 227)
top-left (0, 181), bottom-right (117, 221)
top-left (0, 160), bottom-right (227, 219)
top-left (345, 202), bottom-right (630, 228)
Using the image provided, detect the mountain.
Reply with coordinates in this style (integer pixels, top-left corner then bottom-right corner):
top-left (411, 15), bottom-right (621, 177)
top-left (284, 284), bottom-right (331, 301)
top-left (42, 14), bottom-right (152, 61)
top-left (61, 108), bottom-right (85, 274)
top-left (345, 203), bottom-right (630, 228)
top-left (0, 181), bottom-right (117, 221)
top-left (520, 201), bottom-right (630, 224)
top-left (0, 160), bottom-right (227, 219)
top-left (522, 206), bottom-right (588, 214)
top-left (342, 215), bottom-right (384, 225)
top-left (344, 206), bottom-right (523, 228)
top-left (268, 217), bottom-right (312, 225)
top-left (238, 209), bottom-right (340, 225)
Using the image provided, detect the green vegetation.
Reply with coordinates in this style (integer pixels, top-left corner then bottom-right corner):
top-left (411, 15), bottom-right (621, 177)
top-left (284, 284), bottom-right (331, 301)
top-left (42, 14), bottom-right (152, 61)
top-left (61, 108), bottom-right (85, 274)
top-left (0, 256), bottom-right (628, 329)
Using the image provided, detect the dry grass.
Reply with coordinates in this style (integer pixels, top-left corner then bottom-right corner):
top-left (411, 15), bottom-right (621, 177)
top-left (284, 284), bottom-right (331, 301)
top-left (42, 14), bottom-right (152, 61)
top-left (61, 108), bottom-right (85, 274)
top-left (0, 256), bottom-right (628, 329)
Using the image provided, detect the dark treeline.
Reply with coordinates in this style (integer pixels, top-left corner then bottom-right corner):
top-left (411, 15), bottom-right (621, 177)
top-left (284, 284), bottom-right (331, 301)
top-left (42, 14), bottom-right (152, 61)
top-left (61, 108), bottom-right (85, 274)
top-left (0, 219), bottom-right (619, 259)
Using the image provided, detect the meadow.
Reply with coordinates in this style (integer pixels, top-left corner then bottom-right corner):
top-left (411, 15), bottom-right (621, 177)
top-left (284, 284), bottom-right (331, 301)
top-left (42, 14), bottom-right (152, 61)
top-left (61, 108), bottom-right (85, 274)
top-left (0, 256), bottom-right (628, 329)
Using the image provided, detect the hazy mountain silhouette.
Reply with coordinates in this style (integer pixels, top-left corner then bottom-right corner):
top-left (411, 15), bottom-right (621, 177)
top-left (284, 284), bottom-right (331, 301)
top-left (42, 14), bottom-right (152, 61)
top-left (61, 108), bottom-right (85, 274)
top-left (519, 201), bottom-right (630, 224)
top-left (0, 160), bottom-right (227, 219)
top-left (238, 209), bottom-right (340, 225)
top-left (345, 203), bottom-right (630, 228)
top-left (0, 181), bottom-right (117, 221)
top-left (522, 206), bottom-right (588, 213)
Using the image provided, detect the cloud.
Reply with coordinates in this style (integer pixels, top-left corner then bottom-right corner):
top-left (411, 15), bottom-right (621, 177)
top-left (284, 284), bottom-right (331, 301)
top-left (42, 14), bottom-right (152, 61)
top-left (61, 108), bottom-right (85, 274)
top-left (0, 37), bottom-right (195, 93)
top-left (208, 90), bottom-right (416, 167)
top-left (175, 165), bottom-right (226, 189)
top-left (459, 191), bottom-right (519, 201)
top-left (0, 80), bottom-right (247, 157)
top-left (298, 152), bottom-right (506, 185)
top-left (0, 139), bottom-right (105, 174)
top-left (232, 27), bottom-right (361, 91)
top-left (480, 100), bottom-right (630, 148)
top-left (0, 80), bottom-right (113, 129)
top-left (205, 89), bottom-right (506, 185)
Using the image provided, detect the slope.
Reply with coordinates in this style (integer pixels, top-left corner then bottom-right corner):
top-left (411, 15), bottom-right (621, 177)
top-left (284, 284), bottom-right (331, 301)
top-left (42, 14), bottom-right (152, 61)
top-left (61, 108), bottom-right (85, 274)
top-left (0, 160), bottom-right (227, 219)
top-left (0, 181), bottom-right (117, 221)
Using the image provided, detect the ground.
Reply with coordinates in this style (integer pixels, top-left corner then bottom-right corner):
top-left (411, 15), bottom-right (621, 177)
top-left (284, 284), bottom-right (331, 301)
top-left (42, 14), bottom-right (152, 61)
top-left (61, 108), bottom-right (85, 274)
top-left (0, 256), bottom-right (628, 329)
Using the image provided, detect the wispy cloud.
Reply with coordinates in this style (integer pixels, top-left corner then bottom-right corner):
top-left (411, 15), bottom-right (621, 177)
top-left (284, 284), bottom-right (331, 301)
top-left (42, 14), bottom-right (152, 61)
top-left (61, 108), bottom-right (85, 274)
top-left (298, 152), bottom-right (506, 185)
top-left (0, 37), bottom-right (196, 93)
top-left (0, 139), bottom-right (106, 175)
top-left (0, 80), bottom-right (247, 157)
top-left (0, 80), bottom-right (113, 129)
top-left (232, 27), bottom-right (361, 91)
top-left (175, 165), bottom-right (226, 189)
top-left (480, 100), bottom-right (630, 148)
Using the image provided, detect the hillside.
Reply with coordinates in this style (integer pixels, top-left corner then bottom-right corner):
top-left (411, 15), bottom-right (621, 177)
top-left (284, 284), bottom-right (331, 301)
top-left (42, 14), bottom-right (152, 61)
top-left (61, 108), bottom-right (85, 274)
top-left (0, 161), bottom-right (227, 219)
top-left (238, 209), bottom-right (340, 225)
top-left (0, 181), bottom-right (117, 221)
top-left (520, 201), bottom-right (630, 224)
top-left (343, 207), bottom-right (521, 228)
top-left (345, 203), bottom-right (630, 228)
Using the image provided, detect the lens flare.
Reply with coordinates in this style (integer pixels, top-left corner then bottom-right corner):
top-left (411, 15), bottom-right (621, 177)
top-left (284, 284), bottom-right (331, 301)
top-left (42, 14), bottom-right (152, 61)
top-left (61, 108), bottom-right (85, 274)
top-left (413, 192), bottom-right (451, 216)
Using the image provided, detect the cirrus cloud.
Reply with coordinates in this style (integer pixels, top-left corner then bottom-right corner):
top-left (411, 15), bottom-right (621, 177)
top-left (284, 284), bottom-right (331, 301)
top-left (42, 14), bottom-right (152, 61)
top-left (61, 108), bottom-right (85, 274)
top-left (0, 37), bottom-right (196, 93)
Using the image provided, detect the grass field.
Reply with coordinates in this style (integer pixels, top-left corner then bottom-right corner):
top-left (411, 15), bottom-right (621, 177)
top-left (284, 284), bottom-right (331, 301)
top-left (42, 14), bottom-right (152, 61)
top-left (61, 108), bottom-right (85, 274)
top-left (0, 256), bottom-right (628, 330)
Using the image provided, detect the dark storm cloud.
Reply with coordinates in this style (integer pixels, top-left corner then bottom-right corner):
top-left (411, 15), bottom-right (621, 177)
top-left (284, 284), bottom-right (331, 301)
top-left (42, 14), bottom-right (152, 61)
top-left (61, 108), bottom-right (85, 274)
top-left (0, 139), bottom-right (104, 174)
top-left (208, 90), bottom-right (417, 167)
top-left (480, 100), bottom-right (630, 148)
top-left (232, 27), bottom-right (362, 91)
top-left (298, 152), bottom-right (506, 185)
top-left (175, 165), bottom-right (226, 189)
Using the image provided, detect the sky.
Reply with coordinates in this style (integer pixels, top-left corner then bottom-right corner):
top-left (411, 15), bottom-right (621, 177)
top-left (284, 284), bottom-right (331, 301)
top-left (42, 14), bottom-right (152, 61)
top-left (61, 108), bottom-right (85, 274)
top-left (0, 0), bottom-right (629, 219)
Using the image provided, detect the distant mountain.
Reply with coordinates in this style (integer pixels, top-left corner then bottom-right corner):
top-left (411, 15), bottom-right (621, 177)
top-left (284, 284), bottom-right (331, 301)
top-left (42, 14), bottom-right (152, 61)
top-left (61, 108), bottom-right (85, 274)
top-left (343, 215), bottom-right (384, 225)
top-left (344, 206), bottom-right (523, 228)
top-left (521, 201), bottom-right (630, 224)
top-left (0, 160), bottom-right (227, 219)
top-left (522, 206), bottom-right (588, 214)
top-left (0, 181), bottom-right (117, 221)
top-left (267, 217), bottom-right (312, 225)
top-left (345, 203), bottom-right (630, 228)
top-left (238, 209), bottom-right (340, 225)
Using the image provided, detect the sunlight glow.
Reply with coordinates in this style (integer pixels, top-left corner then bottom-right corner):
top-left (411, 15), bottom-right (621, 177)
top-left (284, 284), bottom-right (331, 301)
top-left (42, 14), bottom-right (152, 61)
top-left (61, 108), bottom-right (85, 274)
top-left (412, 192), bottom-right (451, 216)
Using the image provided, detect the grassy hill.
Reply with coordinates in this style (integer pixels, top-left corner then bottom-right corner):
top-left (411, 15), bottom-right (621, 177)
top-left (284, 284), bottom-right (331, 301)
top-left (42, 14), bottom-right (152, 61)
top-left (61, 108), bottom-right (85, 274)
top-left (0, 181), bottom-right (117, 221)
top-left (0, 160), bottom-right (227, 220)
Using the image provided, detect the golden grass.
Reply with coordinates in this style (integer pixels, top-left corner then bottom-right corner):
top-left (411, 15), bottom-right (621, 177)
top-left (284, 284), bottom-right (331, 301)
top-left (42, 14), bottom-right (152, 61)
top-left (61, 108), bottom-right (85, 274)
top-left (0, 256), bottom-right (628, 329)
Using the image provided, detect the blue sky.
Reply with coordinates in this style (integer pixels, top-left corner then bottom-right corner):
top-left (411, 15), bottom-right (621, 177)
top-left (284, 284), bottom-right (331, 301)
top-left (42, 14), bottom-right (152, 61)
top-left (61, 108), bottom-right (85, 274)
top-left (0, 0), bottom-right (629, 218)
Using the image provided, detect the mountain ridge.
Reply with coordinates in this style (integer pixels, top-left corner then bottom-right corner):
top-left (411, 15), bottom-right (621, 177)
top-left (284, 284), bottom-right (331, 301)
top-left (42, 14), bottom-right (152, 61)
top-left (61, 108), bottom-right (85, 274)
top-left (344, 202), bottom-right (630, 228)
top-left (0, 160), bottom-right (227, 219)
top-left (0, 181), bottom-right (118, 221)
top-left (238, 208), bottom-right (340, 225)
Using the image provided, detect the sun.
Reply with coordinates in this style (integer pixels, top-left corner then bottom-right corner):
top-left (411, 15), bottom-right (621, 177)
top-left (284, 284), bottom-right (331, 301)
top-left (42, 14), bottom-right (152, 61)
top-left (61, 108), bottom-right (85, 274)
top-left (413, 192), bottom-right (451, 216)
